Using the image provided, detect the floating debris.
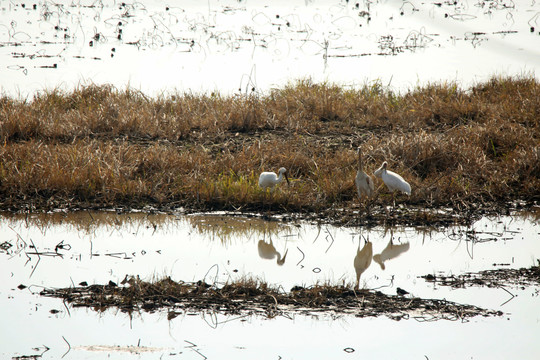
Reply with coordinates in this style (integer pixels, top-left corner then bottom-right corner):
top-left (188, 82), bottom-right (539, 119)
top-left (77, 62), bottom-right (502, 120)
top-left (0, 241), bottom-right (12, 251)
top-left (421, 264), bottom-right (540, 288)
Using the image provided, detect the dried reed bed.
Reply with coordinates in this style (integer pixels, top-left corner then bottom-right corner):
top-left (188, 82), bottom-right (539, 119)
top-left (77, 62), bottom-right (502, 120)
top-left (0, 76), bottom-right (538, 223)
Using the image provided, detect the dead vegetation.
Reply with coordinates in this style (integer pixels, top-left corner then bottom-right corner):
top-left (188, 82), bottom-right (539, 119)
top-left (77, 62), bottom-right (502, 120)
top-left (39, 276), bottom-right (502, 321)
top-left (422, 262), bottom-right (540, 289)
top-left (0, 76), bottom-right (538, 225)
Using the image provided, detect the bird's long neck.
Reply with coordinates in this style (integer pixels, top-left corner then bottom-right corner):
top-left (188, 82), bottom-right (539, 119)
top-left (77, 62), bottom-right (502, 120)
top-left (358, 152), bottom-right (364, 171)
top-left (276, 249), bottom-right (288, 265)
top-left (276, 172), bottom-right (283, 183)
top-left (380, 163), bottom-right (388, 176)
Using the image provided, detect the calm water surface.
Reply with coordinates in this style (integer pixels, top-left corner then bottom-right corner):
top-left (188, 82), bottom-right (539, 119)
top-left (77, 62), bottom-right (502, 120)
top-left (1, 211), bottom-right (539, 359)
top-left (1, 0), bottom-right (539, 97)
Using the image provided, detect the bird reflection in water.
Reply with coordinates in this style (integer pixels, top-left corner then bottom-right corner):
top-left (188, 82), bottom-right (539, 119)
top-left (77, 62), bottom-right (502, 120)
top-left (353, 238), bottom-right (373, 290)
top-left (257, 239), bottom-right (288, 266)
top-left (373, 238), bottom-right (410, 270)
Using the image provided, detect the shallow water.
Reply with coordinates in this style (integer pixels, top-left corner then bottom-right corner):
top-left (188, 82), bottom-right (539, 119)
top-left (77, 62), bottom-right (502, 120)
top-left (1, 0), bottom-right (539, 97)
top-left (1, 211), bottom-right (539, 359)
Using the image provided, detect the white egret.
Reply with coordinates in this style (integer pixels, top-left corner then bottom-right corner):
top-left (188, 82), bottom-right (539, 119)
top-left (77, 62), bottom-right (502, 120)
top-left (258, 239), bottom-right (288, 266)
top-left (258, 167), bottom-right (290, 190)
top-left (373, 161), bottom-right (411, 199)
top-left (355, 147), bottom-right (374, 199)
top-left (353, 239), bottom-right (373, 290)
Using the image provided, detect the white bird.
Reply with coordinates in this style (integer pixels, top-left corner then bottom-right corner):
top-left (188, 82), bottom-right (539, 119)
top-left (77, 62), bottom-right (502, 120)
top-left (258, 239), bottom-right (288, 266)
top-left (355, 147), bottom-right (375, 199)
top-left (373, 239), bottom-right (410, 270)
top-left (258, 167), bottom-right (289, 190)
top-left (373, 161), bottom-right (411, 196)
top-left (354, 239), bottom-right (373, 290)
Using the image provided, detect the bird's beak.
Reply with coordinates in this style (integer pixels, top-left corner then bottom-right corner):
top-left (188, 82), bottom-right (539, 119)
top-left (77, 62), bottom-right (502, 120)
top-left (285, 172), bottom-right (290, 186)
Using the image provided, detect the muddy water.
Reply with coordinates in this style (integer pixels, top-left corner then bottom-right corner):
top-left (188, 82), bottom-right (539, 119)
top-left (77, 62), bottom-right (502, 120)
top-left (1, 210), bottom-right (539, 359)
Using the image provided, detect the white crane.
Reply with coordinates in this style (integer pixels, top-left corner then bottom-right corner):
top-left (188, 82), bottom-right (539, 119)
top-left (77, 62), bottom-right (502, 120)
top-left (258, 167), bottom-right (289, 190)
top-left (355, 147), bottom-right (374, 199)
top-left (373, 161), bottom-right (411, 202)
top-left (353, 239), bottom-right (373, 290)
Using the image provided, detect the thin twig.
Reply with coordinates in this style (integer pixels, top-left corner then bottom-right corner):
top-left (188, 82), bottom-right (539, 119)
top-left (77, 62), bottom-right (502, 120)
top-left (28, 238), bottom-right (41, 278)
top-left (296, 246), bottom-right (305, 267)
top-left (61, 336), bottom-right (71, 358)
top-left (498, 285), bottom-right (516, 306)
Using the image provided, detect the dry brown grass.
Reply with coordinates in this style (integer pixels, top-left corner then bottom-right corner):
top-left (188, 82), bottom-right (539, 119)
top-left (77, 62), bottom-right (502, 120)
top-left (0, 76), bottom-right (538, 224)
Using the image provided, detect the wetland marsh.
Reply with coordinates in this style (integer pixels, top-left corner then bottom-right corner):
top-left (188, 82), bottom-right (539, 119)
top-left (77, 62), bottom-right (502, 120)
top-left (1, 0), bottom-right (540, 359)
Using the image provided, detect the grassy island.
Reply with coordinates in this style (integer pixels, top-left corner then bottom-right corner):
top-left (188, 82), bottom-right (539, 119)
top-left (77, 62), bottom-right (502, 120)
top-left (1, 76), bottom-right (538, 225)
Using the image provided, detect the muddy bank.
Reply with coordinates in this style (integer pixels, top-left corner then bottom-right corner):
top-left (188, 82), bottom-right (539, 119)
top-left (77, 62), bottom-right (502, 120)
top-left (421, 263), bottom-right (540, 289)
top-left (38, 276), bottom-right (503, 322)
top-left (38, 263), bottom-right (540, 320)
